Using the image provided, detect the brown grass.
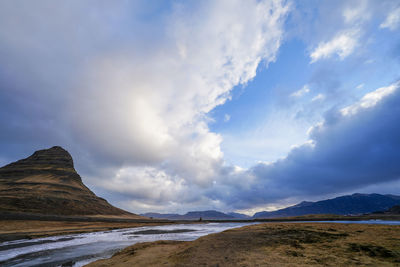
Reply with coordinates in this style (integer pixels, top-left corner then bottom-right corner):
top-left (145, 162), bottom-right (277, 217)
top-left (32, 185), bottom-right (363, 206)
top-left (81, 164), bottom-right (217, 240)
top-left (87, 223), bottom-right (400, 267)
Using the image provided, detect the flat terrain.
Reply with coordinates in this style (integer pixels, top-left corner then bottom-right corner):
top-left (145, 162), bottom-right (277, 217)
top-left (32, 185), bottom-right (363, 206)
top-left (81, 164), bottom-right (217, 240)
top-left (0, 220), bottom-right (171, 241)
top-left (87, 222), bottom-right (400, 267)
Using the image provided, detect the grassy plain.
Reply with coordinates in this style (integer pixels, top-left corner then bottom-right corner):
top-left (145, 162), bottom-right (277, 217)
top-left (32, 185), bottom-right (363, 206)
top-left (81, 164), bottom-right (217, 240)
top-left (87, 222), bottom-right (400, 267)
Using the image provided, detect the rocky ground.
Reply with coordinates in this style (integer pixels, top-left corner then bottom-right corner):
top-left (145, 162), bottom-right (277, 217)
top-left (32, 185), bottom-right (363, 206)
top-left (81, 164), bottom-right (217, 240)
top-left (87, 222), bottom-right (400, 267)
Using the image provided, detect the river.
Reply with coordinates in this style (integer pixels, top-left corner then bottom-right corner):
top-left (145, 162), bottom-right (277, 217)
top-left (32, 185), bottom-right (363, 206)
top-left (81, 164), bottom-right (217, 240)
top-left (0, 222), bottom-right (256, 267)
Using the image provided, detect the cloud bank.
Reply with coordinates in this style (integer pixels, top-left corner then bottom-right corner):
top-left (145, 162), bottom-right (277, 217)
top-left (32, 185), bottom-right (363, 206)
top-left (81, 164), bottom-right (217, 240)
top-left (0, 0), bottom-right (289, 212)
top-left (211, 82), bottom-right (400, 209)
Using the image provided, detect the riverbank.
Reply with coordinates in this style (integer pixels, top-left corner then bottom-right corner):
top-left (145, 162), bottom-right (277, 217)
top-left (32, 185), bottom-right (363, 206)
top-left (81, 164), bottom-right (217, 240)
top-left (1, 212), bottom-right (399, 242)
top-left (0, 220), bottom-right (175, 242)
top-left (0, 222), bottom-right (254, 266)
top-left (87, 222), bottom-right (400, 266)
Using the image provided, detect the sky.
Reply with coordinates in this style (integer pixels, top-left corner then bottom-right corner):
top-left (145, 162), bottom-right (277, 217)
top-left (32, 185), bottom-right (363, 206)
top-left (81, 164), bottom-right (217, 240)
top-left (1, 0), bottom-right (400, 215)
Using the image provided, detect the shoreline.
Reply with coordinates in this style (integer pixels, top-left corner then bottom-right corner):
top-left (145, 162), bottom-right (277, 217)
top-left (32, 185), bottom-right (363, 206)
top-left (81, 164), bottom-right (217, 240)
top-left (0, 220), bottom-right (176, 242)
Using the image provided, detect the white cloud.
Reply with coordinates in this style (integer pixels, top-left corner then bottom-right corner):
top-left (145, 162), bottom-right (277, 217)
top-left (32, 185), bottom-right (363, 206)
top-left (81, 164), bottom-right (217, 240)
top-left (82, 0), bottom-right (287, 189)
top-left (290, 85), bottom-right (310, 97)
top-left (341, 82), bottom-right (399, 116)
top-left (101, 166), bottom-right (186, 202)
top-left (311, 93), bottom-right (325, 102)
top-left (224, 114), bottom-right (231, 122)
top-left (364, 59), bottom-right (374, 64)
top-left (380, 7), bottom-right (400, 31)
top-left (342, 1), bottom-right (370, 24)
top-left (310, 29), bottom-right (359, 63)
top-left (356, 83), bottom-right (365, 89)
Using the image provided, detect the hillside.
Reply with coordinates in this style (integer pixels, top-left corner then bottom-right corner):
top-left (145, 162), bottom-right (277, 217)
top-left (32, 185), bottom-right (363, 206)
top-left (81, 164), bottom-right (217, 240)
top-left (0, 146), bottom-right (138, 217)
top-left (253, 193), bottom-right (400, 218)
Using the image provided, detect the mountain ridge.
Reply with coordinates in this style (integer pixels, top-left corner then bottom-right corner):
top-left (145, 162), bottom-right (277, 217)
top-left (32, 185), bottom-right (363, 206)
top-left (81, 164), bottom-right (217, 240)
top-left (0, 146), bottom-right (139, 217)
top-left (253, 193), bottom-right (400, 218)
top-left (143, 193), bottom-right (400, 220)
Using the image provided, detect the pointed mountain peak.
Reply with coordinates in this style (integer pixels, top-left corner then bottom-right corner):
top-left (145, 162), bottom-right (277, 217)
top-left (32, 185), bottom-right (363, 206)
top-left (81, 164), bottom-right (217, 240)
top-left (0, 146), bottom-right (137, 216)
top-left (25, 146), bottom-right (74, 169)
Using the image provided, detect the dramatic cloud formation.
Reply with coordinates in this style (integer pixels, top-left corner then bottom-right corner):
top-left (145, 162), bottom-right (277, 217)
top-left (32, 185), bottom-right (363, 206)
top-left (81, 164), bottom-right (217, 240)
top-left (1, 0), bottom-right (400, 214)
top-left (212, 82), bottom-right (400, 210)
top-left (0, 0), bottom-right (289, 212)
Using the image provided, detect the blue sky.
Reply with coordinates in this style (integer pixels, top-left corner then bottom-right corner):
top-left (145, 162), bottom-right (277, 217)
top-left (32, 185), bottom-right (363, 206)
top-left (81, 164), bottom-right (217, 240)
top-left (1, 0), bottom-right (400, 215)
top-left (211, 9), bottom-right (400, 169)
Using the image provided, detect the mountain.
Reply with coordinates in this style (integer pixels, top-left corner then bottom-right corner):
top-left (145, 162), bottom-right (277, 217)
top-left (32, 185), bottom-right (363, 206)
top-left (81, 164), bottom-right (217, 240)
top-left (183, 210), bottom-right (235, 220)
top-left (141, 210), bottom-right (249, 220)
top-left (0, 146), bottom-right (138, 217)
top-left (253, 193), bottom-right (400, 218)
top-left (227, 212), bottom-right (251, 219)
top-left (387, 205), bottom-right (400, 214)
top-left (141, 213), bottom-right (181, 220)
top-left (374, 205), bottom-right (400, 215)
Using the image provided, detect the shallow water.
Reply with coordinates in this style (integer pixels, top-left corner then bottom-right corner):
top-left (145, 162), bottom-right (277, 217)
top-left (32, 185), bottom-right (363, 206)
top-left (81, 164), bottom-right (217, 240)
top-left (0, 222), bottom-right (255, 267)
top-left (0, 220), bottom-right (399, 267)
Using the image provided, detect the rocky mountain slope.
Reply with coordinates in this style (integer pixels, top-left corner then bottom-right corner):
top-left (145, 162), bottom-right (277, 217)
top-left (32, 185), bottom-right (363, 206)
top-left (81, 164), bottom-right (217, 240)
top-left (253, 193), bottom-right (400, 218)
top-left (0, 146), bottom-right (136, 216)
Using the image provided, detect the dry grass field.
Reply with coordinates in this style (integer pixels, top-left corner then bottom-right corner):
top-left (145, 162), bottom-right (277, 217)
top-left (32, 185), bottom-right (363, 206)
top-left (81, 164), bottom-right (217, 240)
top-left (87, 222), bottom-right (400, 267)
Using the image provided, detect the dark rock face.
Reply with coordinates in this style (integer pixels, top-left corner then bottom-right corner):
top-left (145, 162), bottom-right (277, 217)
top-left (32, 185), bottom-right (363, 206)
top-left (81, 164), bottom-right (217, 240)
top-left (253, 193), bottom-right (400, 219)
top-left (0, 146), bottom-right (132, 216)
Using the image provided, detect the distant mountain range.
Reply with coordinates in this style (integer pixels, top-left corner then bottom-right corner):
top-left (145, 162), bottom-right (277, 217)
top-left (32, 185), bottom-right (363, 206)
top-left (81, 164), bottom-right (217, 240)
top-left (0, 146), bottom-right (141, 218)
top-left (143, 193), bottom-right (400, 220)
top-left (141, 210), bottom-right (251, 220)
top-left (253, 193), bottom-right (400, 218)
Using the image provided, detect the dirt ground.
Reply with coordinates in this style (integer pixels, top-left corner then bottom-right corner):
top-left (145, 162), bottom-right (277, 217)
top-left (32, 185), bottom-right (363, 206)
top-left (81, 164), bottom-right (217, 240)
top-left (87, 222), bottom-right (400, 267)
